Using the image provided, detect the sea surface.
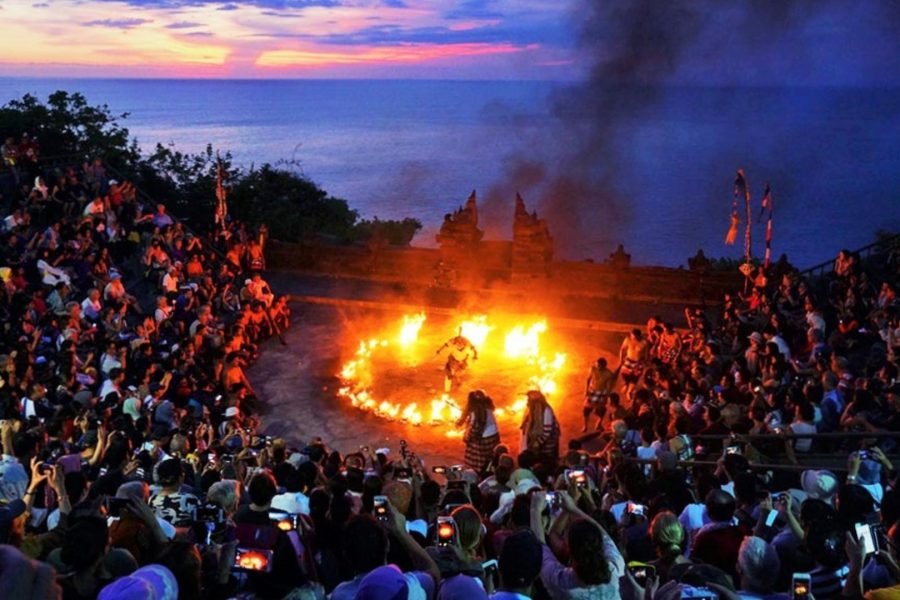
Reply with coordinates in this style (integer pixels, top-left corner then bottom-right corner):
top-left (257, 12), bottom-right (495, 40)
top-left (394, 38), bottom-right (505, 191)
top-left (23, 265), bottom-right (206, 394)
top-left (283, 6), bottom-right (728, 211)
top-left (2, 77), bottom-right (899, 268)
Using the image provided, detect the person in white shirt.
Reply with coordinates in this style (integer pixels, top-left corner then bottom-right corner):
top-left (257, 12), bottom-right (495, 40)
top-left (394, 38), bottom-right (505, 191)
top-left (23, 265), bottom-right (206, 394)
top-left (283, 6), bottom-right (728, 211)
top-left (80, 288), bottom-right (103, 322)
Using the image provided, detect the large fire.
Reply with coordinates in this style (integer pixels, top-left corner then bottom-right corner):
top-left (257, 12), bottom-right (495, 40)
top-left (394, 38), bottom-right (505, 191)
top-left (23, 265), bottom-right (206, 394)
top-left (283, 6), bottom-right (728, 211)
top-left (337, 313), bottom-right (567, 437)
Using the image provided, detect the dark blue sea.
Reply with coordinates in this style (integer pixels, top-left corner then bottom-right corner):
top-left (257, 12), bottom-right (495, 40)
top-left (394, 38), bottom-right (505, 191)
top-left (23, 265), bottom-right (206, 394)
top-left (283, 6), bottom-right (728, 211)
top-left (2, 78), bottom-right (898, 268)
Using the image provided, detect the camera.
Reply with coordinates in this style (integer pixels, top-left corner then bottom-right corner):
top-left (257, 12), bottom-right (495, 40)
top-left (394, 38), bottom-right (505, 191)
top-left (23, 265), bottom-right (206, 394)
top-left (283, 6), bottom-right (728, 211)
top-left (725, 445), bottom-right (741, 456)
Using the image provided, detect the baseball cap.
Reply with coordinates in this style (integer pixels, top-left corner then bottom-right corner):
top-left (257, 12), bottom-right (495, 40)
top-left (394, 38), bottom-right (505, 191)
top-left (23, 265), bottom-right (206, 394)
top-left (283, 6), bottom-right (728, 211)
top-left (356, 565), bottom-right (428, 600)
top-left (437, 574), bottom-right (487, 600)
top-left (0, 460), bottom-right (28, 503)
top-left (801, 469), bottom-right (838, 502)
top-left (98, 564), bottom-right (178, 600)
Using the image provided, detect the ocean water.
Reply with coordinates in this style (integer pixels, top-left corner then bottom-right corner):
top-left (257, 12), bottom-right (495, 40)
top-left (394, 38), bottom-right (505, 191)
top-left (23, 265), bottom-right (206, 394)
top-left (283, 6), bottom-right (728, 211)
top-left (2, 78), bottom-right (898, 268)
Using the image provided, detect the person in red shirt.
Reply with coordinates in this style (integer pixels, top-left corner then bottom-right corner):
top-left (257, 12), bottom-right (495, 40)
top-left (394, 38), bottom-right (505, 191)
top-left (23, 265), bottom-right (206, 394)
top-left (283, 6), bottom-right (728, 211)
top-left (690, 489), bottom-right (751, 584)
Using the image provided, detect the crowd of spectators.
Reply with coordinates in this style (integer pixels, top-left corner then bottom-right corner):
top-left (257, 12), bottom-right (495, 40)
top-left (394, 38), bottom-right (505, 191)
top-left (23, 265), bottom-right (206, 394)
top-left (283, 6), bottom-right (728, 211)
top-left (0, 136), bottom-right (899, 599)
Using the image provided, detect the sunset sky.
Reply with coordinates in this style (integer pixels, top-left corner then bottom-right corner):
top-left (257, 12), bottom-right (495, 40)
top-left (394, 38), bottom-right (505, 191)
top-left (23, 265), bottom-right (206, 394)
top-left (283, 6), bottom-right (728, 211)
top-left (0, 1), bottom-right (898, 82)
top-left (0, 0), bottom-right (575, 79)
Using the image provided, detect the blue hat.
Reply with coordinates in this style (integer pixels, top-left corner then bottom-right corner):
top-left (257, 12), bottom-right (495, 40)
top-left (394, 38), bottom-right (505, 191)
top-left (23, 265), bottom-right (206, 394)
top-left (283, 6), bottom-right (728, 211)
top-left (356, 565), bottom-right (429, 600)
top-left (0, 461), bottom-right (28, 502)
top-left (98, 564), bottom-right (178, 600)
top-left (437, 574), bottom-right (486, 600)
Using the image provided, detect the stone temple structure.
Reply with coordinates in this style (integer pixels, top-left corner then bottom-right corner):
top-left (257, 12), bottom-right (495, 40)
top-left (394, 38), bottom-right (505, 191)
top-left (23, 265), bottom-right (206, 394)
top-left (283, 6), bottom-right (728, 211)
top-left (435, 190), bottom-right (553, 281)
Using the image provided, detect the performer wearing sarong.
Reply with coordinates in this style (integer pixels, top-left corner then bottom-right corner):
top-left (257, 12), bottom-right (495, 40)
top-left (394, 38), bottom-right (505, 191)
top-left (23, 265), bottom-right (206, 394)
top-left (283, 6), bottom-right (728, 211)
top-left (456, 389), bottom-right (500, 475)
top-left (583, 357), bottom-right (616, 432)
top-left (618, 328), bottom-right (650, 400)
top-left (656, 323), bottom-right (683, 366)
top-left (520, 390), bottom-right (560, 466)
top-left (436, 330), bottom-right (478, 392)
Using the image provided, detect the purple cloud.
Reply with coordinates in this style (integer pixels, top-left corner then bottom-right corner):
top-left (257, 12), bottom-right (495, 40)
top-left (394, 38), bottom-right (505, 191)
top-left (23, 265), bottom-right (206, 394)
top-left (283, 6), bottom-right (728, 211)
top-left (83, 18), bottom-right (153, 29)
top-left (166, 21), bottom-right (204, 29)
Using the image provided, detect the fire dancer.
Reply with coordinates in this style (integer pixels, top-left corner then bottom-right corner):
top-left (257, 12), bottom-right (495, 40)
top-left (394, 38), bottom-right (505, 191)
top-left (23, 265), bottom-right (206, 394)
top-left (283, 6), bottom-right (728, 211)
top-left (436, 329), bottom-right (478, 392)
top-left (618, 328), bottom-right (650, 400)
top-left (583, 357), bottom-right (616, 432)
top-left (520, 390), bottom-right (560, 465)
top-left (456, 389), bottom-right (500, 475)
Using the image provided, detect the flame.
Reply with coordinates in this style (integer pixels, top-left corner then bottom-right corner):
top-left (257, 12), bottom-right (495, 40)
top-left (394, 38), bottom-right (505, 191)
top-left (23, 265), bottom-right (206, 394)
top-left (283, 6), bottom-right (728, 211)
top-left (458, 315), bottom-right (493, 348)
top-left (401, 403), bottom-right (423, 425)
top-left (399, 312), bottom-right (426, 347)
top-left (336, 313), bottom-right (568, 434)
top-left (504, 321), bottom-right (547, 359)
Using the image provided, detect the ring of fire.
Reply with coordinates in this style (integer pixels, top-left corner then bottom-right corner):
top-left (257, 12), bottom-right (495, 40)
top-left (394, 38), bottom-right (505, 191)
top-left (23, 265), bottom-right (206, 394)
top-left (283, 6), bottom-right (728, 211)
top-left (336, 313), bottom-right (568, 438)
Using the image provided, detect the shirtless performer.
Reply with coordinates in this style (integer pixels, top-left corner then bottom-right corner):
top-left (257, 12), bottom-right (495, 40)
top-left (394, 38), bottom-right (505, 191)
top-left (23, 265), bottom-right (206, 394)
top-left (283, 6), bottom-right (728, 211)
top-left (618, 328), bottom-right (650, 400)
top-left (436, 330), bottom-right (478, 393)
top-left (583, 357), bottom-right (616, 432)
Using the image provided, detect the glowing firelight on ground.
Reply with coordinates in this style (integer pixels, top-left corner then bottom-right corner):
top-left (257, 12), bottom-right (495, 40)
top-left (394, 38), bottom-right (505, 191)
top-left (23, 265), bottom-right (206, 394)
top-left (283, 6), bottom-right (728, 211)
top-left (336, 313), bottom-right (567, 435)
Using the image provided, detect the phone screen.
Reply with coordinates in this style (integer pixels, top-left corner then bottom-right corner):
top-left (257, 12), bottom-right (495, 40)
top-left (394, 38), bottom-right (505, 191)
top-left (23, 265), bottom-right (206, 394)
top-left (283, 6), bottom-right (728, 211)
top-left (628, 564), bottom-right (655, 587)
top-left (791, 574), bottom-right (811, 600)
top-left (374, 496), bottom-right (388, 521)
top-left (854, 523), bottom-right (877, 556)
top-left (233, 548), bottom-right (273, 572)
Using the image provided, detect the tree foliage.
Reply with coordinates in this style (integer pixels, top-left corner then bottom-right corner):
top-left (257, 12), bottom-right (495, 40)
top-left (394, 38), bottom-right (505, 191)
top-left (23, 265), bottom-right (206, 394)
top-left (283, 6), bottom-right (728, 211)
top-left (0, 91), bottom-right (423, 245)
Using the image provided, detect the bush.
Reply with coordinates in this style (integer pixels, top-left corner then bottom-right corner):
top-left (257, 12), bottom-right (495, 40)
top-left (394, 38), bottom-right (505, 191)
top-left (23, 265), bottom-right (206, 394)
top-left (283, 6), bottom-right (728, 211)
top-left (1, 91), bottom-right (423, 246)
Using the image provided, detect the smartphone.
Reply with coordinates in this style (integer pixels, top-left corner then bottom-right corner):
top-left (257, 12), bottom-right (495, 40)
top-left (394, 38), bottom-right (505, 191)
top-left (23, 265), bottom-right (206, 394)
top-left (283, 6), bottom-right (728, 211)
top-left (141, 441), bottom-right (155, 453)
top-left (446, 480), bottom-right (467, 491)
top-left (436, 516), bottom-right (457, 547)
top-left (627, 563), bottom-right (656, 587)
top-left (432, 466), bottom-right (448, 474)
top-left (765, 509), bottom-right (779, 527)
top-left (269, 512), bottom-right (297, 532)
top-left (725, 445), bottom-right (741, 455)
top-left (566, 468), bottom-right (587, 488)
top-left (626, 502), bottom-right (647, 517)
top-left (681, 588), bottom-right (717, 600)
top-left (395, 468), bottom-right (412, 479)
top-left (374, 495), bottom-right (389, 521)
top-left (854, 522), bottom-right (878, 556)
top-left (791, 573), bottom-right (811, 600)
top-left (233, 548), bottom-right (273, 572)
top-left (545, 491), bottom-right (561, 512)
top-left (105, 496), bottom-right (130, 518)
top-left (482, 559), bottom-right (499, 589)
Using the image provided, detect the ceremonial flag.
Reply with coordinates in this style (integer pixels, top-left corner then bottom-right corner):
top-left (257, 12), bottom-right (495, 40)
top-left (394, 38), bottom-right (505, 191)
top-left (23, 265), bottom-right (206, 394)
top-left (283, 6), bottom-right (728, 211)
top-left (724, 207), bottom-right (739, 245)
top-left (734, 169), bottom-right (752, 261)
top-left (758, 183), bottom-right (772, 222)
top-left (764, 214), bottom-right (773, 268)
top-left (215, 157), bottom-right (227, 230)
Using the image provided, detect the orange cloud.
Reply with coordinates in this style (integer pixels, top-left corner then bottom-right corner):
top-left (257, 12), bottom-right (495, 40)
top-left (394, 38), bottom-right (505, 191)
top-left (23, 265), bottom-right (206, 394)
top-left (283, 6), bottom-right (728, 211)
top-left (256, 42), bottom-right (534, 68)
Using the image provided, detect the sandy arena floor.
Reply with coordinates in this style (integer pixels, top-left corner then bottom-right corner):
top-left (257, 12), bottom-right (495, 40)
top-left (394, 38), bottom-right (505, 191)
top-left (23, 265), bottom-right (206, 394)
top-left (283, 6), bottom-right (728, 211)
top-left (248, 302), bottom-right (624, 467)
